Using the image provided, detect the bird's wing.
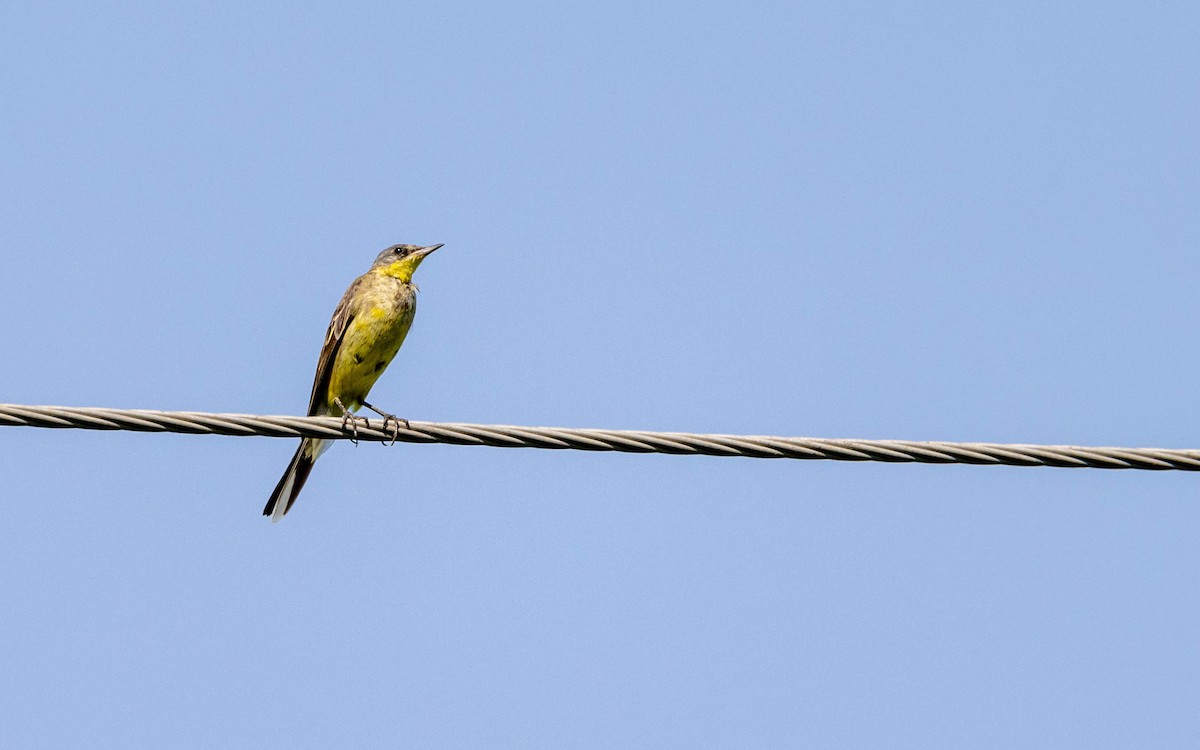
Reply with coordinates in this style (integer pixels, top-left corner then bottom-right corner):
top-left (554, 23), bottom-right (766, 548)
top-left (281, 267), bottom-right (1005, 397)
top-left (306, 275), bottom-right (364, 416)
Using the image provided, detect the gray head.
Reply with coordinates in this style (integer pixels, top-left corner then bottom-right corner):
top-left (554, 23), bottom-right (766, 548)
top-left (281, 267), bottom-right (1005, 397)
top-left (370, 243), bottom-right (444, 279)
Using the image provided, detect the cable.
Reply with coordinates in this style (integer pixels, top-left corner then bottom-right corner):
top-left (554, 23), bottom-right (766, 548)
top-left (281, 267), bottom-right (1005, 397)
top-left (1, 403), bottom-right (1196, 472)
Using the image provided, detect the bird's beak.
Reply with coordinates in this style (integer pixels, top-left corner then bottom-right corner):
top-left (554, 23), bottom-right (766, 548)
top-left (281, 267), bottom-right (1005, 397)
top-left (414, 243), bottom-right (444, 259)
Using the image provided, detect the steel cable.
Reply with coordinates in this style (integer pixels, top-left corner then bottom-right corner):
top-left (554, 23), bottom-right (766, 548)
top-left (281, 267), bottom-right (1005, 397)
top-left (2, 403), bottom-right (1198, 472)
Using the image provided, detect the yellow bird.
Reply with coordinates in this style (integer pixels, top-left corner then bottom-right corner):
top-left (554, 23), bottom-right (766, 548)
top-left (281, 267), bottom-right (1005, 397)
top-left (264, 243), bottom-right (443, 521)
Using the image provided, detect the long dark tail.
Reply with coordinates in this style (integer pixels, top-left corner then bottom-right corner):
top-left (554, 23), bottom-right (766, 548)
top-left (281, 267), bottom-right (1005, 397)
top-left (263, 438), bottom-right (327, 521)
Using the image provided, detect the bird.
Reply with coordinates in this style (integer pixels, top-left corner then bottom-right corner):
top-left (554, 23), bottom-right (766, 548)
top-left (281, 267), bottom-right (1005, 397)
top-left (263, 242), bottom-right (443, 521)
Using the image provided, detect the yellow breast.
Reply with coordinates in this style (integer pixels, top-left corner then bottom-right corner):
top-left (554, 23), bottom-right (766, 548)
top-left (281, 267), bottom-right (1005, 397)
top-left (326, 279), bottom-right (417, 411)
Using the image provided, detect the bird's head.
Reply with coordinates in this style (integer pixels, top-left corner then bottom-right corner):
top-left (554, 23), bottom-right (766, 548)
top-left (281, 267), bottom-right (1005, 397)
top-left (370, 243), bottom-right (443, 282)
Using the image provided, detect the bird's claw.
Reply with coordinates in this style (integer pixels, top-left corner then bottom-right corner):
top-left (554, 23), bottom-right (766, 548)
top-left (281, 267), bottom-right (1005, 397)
top-left (331, 398), bottom-right (367, 444)
top-left (378, 414), bottom-right (410, 446)
top-left (339, 411), bottom-right (370, 446)
top-left (361, 400), bottom-right (408, 446)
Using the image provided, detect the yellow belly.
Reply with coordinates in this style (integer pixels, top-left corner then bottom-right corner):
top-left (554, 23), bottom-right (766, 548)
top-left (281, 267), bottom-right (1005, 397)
top-left (326, 303), bottom-right (415, 412)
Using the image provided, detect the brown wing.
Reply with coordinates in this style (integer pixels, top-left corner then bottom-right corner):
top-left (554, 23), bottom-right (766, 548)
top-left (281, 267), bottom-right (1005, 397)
top-left (306, 275), bottom-right (365, 416)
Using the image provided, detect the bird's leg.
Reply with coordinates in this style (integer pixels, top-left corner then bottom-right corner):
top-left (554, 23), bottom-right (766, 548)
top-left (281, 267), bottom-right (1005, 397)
top-left (360, 400), bottom-right (408, 446)
top-left (333, 397), bottom-right (370, 446)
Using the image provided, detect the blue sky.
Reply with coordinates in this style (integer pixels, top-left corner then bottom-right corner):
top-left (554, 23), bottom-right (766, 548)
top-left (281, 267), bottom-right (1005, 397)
top-left (2, 2), bottom-right (1198, 747)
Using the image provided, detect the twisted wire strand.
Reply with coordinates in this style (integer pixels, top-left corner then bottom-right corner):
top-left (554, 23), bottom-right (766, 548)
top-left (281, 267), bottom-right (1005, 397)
top-left (2, 403), bottom-right (1198, 472)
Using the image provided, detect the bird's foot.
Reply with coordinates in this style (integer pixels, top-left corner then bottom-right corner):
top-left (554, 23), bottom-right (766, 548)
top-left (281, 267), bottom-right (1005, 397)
top-left (334, 397), bottom-right (370, 446)
top-left (361, 400), bottom-right (409, 446)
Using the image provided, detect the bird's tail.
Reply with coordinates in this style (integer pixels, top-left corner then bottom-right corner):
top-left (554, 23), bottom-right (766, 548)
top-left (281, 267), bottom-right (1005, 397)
top-left (263, 438), bottom-right (329, 522)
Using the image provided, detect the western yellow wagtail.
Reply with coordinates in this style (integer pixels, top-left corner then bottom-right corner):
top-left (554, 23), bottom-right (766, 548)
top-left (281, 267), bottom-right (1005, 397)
top-left (264, 243), bottom-right (442, 521)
